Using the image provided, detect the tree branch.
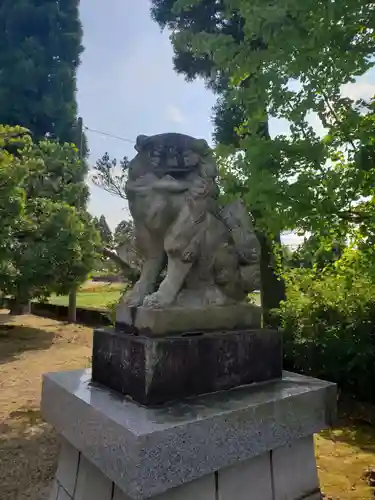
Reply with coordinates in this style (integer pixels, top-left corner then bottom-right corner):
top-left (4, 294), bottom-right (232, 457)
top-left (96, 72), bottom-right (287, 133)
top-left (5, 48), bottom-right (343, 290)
top-left (102, 247), bottom-right (140, 283)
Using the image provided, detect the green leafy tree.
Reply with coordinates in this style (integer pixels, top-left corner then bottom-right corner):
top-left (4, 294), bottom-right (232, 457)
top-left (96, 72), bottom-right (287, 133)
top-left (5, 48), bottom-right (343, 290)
top-left (151, 0), bottom-right (250, 145)
top-left (0, 126), bottom-right (100, 311)
top-left (150, 0), bottom-right (287, 322)
top-left (151, 0), bottom-right (375, 310)
top-left (23, 138), bottom-right (89, 208)
top-left (92, 153), bottom-right (129, 199)
top-left (291, 235), bottom-right (346, 270)
top-left (0, 0), bottom-right (83, 143)
top-left (0, 126), bottom-right (28, 271)
top-left (91, 215), bottom-right (121, 276)
top-left (166, 0), bottom-right (375, 223)
top-left (114, 220), bottom-right (135, 248)
top-left (92, 156), bottom-right (143, 283)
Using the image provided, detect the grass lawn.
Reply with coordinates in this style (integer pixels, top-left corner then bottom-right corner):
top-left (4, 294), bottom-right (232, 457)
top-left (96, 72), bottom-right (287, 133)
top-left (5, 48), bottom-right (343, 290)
top-left (1, 312), bottom-right (375, 499)
top-left (48, 282), bottom-right (125, 309)
top-left (48, 282), bottom-right (261, 310)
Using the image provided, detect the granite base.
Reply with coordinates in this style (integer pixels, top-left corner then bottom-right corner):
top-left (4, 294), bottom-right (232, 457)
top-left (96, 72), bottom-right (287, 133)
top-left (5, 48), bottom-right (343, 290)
top-left (42, 369), bottom-right (336, 500)
top-left (49, 435), bottom-right (322, 500)
top-left (91, 327), bottom-right (282, 406)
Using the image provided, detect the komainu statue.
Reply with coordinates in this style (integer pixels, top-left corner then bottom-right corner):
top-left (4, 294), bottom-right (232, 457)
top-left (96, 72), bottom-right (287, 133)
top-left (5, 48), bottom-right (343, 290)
top-left (122, 133), bottom-right (260, 309)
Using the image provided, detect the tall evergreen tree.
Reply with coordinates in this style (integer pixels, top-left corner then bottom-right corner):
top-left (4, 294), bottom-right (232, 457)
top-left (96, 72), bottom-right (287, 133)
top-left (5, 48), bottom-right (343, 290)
top-left (96, 215), bottom-right (113, 247)
top-left (0, 0), bottom-right (83, 142)
top-left (0, 0), bottom-right (93, 313)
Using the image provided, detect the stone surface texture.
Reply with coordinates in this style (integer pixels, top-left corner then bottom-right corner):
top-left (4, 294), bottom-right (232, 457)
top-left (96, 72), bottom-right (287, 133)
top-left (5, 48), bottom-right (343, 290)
top-left (49, 435), bottom-right (322, 500)
top-left (218, 452), bottom-right (273, 500)
top-left (92, 327), bottom-right (282, 406)
top-left (115, 133), bottom-right (261, 324)
top-left (74, 454), bottom-right (113, 500)
top-left (115, 303), bottom-right (261, 335)
top-left (49, 481), bottom-right (59, 500)
top-left (42, 369), bottom-right (336, 500)
top-left (55, 438), bottom-right (80, 496)
top-left (272, 436), bottom-right (320, 500)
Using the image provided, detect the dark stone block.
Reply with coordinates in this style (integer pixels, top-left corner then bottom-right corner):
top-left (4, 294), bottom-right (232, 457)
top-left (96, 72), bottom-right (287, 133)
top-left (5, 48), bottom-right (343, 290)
top-left (92, 327), bottom-right (283, 406)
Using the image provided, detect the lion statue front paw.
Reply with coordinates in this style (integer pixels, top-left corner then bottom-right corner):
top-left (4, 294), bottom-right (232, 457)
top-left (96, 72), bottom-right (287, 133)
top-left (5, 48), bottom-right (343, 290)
top-left (143, 291), bottom-right (175, 309)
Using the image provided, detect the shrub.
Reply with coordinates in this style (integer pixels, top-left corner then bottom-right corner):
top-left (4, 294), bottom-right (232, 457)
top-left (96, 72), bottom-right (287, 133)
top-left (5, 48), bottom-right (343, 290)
top-left (280, 267), bottom-right (375, 402)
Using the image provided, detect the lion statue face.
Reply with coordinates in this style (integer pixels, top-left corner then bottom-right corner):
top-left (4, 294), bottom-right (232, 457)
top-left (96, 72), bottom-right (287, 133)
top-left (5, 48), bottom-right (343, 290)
top-left (132, 133), bottom-right (210, 179)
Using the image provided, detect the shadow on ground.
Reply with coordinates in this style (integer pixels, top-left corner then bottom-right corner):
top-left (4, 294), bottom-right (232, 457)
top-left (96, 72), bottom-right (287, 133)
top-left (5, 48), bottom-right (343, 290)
top-left (320, 396), bottom-right (375, 454)
top-left (0, 407), bottom-right (59, 500)
top-left (0, 316), bottom-right (54, 364)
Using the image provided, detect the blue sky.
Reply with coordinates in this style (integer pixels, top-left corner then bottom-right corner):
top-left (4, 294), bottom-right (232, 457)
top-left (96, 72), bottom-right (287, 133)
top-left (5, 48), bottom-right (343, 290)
top-left (78, 0), bottom-right (215, 229)
top-left (77, 0), bottom-right (375, 247)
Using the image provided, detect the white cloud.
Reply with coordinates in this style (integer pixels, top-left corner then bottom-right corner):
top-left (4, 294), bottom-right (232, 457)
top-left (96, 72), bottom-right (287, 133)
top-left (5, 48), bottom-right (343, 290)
top-left (342, 81), bottom-right (375, 101)
top-left (166, 105), bottom-right (186, 124)
top-left (281, 232), bottom-right (305, 249)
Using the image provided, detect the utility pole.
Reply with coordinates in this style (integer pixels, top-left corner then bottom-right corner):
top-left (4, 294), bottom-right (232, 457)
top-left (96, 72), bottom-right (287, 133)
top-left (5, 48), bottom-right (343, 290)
top-left (68, 117), bottom-right (84, 323)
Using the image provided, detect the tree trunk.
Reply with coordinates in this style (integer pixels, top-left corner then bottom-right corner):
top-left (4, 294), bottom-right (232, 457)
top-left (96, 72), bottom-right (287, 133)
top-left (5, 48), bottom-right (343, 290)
top-left (67, 117), bottom-right (84, 324)
top-left (102, 247), bottom-right (140, 284)
top-left (8, 298), bottom-right (30, 315)
top-left (257, 232), bottom-right (286, 327)
top-left (68, 289), bottom-right (77, 323)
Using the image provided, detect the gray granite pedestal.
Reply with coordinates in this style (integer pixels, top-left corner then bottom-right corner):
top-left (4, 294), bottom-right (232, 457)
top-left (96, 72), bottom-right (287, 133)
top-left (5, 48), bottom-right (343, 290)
top-left (42, 369), bottom-right (336, 500)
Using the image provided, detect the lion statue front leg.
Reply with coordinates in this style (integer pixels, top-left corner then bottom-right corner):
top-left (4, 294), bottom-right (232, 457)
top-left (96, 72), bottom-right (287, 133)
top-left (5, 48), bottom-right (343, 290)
top-left (121, 226), bottom-right (165, 307)
top-left (122, 257), bottom-right (162, 307)
top-left (143, 258), bottom-right (193, 308)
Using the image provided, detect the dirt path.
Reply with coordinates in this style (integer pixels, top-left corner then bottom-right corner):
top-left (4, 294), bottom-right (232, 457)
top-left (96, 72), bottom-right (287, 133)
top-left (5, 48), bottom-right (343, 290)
top-left (0, 312), bottom-right (92, 500)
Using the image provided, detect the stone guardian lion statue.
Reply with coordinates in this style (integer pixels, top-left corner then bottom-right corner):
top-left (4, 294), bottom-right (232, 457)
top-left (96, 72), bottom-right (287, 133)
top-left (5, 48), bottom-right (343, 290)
top-left (122, 133), bottom-right (260, 309)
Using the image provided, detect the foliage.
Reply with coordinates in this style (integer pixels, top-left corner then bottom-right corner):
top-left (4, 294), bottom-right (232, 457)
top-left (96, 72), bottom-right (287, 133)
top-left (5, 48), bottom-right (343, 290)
top-left (22, 138), bottom-right (89, 208)
top-left (92, 154), bottom-right (142, 281)
top-left (95, 215), bottom-right (113, 247)
top-left (113, 219), bottom-right (142, 278)
top-left (280, 250), bottom-right (375, 402)
top-left (0, 0), bottom-right (83, 143)
top-left (150, 0), bottom-right (247, 144)
top-left (162, 0), bottom-right (375, 238)
top-left (114, 219), bottom-right (134, 246)
top-left (288, 234), bottom-right (346, 270)
top-left (150, 0), bottom-right (290, 319)
top-left (92, 153), bottom-right (129, 199)
top-left (0, 126), bottom-right (100, 304)
top-left (0, 126), bottom-right (29, 264)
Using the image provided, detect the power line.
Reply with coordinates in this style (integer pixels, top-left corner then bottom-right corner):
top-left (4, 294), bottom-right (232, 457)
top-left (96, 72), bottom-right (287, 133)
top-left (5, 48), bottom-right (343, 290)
top-left (84, 125), bottom-right (134, 144)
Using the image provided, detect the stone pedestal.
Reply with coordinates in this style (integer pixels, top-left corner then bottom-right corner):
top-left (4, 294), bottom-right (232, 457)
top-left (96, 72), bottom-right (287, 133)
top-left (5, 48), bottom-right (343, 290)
top-left (42, 369), bottom-right (336, 500)
top-left (115, 303), bottom-right (262, 336)
top-left (92, 327), bottom-right (282, 406)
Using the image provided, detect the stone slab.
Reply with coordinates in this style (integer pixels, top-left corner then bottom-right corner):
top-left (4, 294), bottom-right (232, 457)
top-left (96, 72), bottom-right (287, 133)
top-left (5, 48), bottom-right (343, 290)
top-left (41, 369), bottom-right (336, 500)
top-left (57, 488), bottom-right (71, 500)
top-left (115, 303), bottom-right (262, 336)
top-left (75, 454), bottom-right (113, 500)
top-left (49, 480), bottom-right (59, 500)
top-left (92, 327), bottom-right (282, 406)
top-left (272, 436), bottom-right (320, 500)
top-left (55, 438), bottom-right (80, 497)
top-left (218, 452), bottom-right (273, 500)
